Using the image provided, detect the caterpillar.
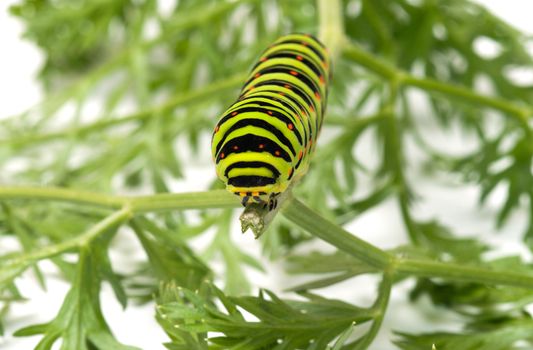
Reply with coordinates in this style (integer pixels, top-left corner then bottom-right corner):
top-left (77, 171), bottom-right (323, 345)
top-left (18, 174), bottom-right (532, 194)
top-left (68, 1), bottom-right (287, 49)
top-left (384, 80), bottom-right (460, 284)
top-left (212, 33), bottom-right (330, 211)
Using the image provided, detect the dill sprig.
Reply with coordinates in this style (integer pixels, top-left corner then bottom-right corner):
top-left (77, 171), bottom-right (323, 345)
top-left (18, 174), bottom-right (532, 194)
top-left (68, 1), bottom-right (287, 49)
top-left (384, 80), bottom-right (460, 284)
top-left (1, 0), bottom-right (533, 349)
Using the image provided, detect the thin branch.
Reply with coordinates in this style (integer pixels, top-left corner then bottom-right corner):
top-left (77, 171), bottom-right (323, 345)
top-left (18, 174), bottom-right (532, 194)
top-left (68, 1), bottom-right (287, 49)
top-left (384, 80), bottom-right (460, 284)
top-left (384, 80), bottom-right (421, 244)
top-left (318, 0), bottom-right (345, 62)
top-left (0, 74), bottom-right (246, 148)
top-left (342, 43), bottom-right (399, 81)
top-left (343, 43), bottom-right (532, 126)
top-left (282, 198), bottom-right (392, 269)
top-left (1, 207), bottom-right (131, 284)
top-left (0, 186), bottom-right (124, 209)
top-left (129, 190), bottom-right (240, 212)
top-left (353, 271), bottom-right (394, 350)
top-left (394, 259), bottom-right (533, 289)
top-left (402, 75), bottom-right (530, 125)
top-left (282, 198), bottom-right (533, 290)
top-left (0, 187), bottom-right (240, 212)
top-left (5, 187), bottom-right (533, 290)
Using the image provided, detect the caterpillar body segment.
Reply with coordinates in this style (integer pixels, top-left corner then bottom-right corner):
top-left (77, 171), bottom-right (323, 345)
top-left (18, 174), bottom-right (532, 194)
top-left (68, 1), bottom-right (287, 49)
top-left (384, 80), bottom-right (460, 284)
top-left (212, 34), bottom-right (331, 210)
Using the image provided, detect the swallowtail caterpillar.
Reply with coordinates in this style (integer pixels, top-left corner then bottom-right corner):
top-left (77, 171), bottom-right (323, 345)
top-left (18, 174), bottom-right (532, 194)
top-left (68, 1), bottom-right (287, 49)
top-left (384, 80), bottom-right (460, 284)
top-left (212, 33), bottom-right (330, 236)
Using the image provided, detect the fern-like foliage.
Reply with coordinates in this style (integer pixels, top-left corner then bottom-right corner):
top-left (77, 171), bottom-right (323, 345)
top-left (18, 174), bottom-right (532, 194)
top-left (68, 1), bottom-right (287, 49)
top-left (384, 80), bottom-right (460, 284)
top-left (1, 0), bottom-right (533, 349)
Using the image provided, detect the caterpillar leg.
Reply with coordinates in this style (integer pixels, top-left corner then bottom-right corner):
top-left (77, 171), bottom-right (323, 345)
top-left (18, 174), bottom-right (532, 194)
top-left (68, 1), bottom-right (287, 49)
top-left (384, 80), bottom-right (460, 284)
top-left (237, 191), bottom-right (280, 212)
top-left (268, 192), bottom-right (280, 211)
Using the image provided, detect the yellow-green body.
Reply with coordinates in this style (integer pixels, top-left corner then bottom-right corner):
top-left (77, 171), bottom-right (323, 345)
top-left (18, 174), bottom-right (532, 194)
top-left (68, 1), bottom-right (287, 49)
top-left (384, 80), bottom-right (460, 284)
top-left (212, 34), bottom-right (330, 208)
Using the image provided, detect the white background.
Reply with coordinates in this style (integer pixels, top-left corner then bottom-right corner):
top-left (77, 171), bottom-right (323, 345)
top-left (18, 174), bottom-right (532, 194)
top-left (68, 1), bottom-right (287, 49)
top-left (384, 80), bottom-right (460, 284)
top-left (1, 1), bottom-right (533, 349)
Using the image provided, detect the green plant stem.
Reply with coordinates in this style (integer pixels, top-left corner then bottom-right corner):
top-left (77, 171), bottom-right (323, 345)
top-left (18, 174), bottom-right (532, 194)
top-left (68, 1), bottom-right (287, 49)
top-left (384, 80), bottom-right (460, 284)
top-left (360, 0), bottom-right (393, 58)
top-left (384, 79), bottom-right (420, 245)
top-left (342, 43), bottom-right (398, 81)
top-left (282, 198), bottom-right (533, 289)
top-left (394, 259), bottom-right (533, 289)
top-left (0, 187), bottom-right (239, 212)
top-left (398, 198), bottom-right (421, 245)
top-left (342, 43), bottom-right (532, 125)
top-left (318, 0), bottom-right (344, 62)
top-left (0, 186), bottom-right (124, 208)
top-left (402, 75), bottom-right (530, 125)
top-left (8, 47), bottom-right (125, 130)
top-left (353, 271), bottom-right (393, 350)
top-left (282, 198), bottom-right (391, 269)
top-left (325, 113), bottom-right (386, 127)
top-left (3, 208), bottom-right (130, 273)
top-left (129, 190), bottom-right (240, 212)
top-left (0, 74), bottom-right (246, 148)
